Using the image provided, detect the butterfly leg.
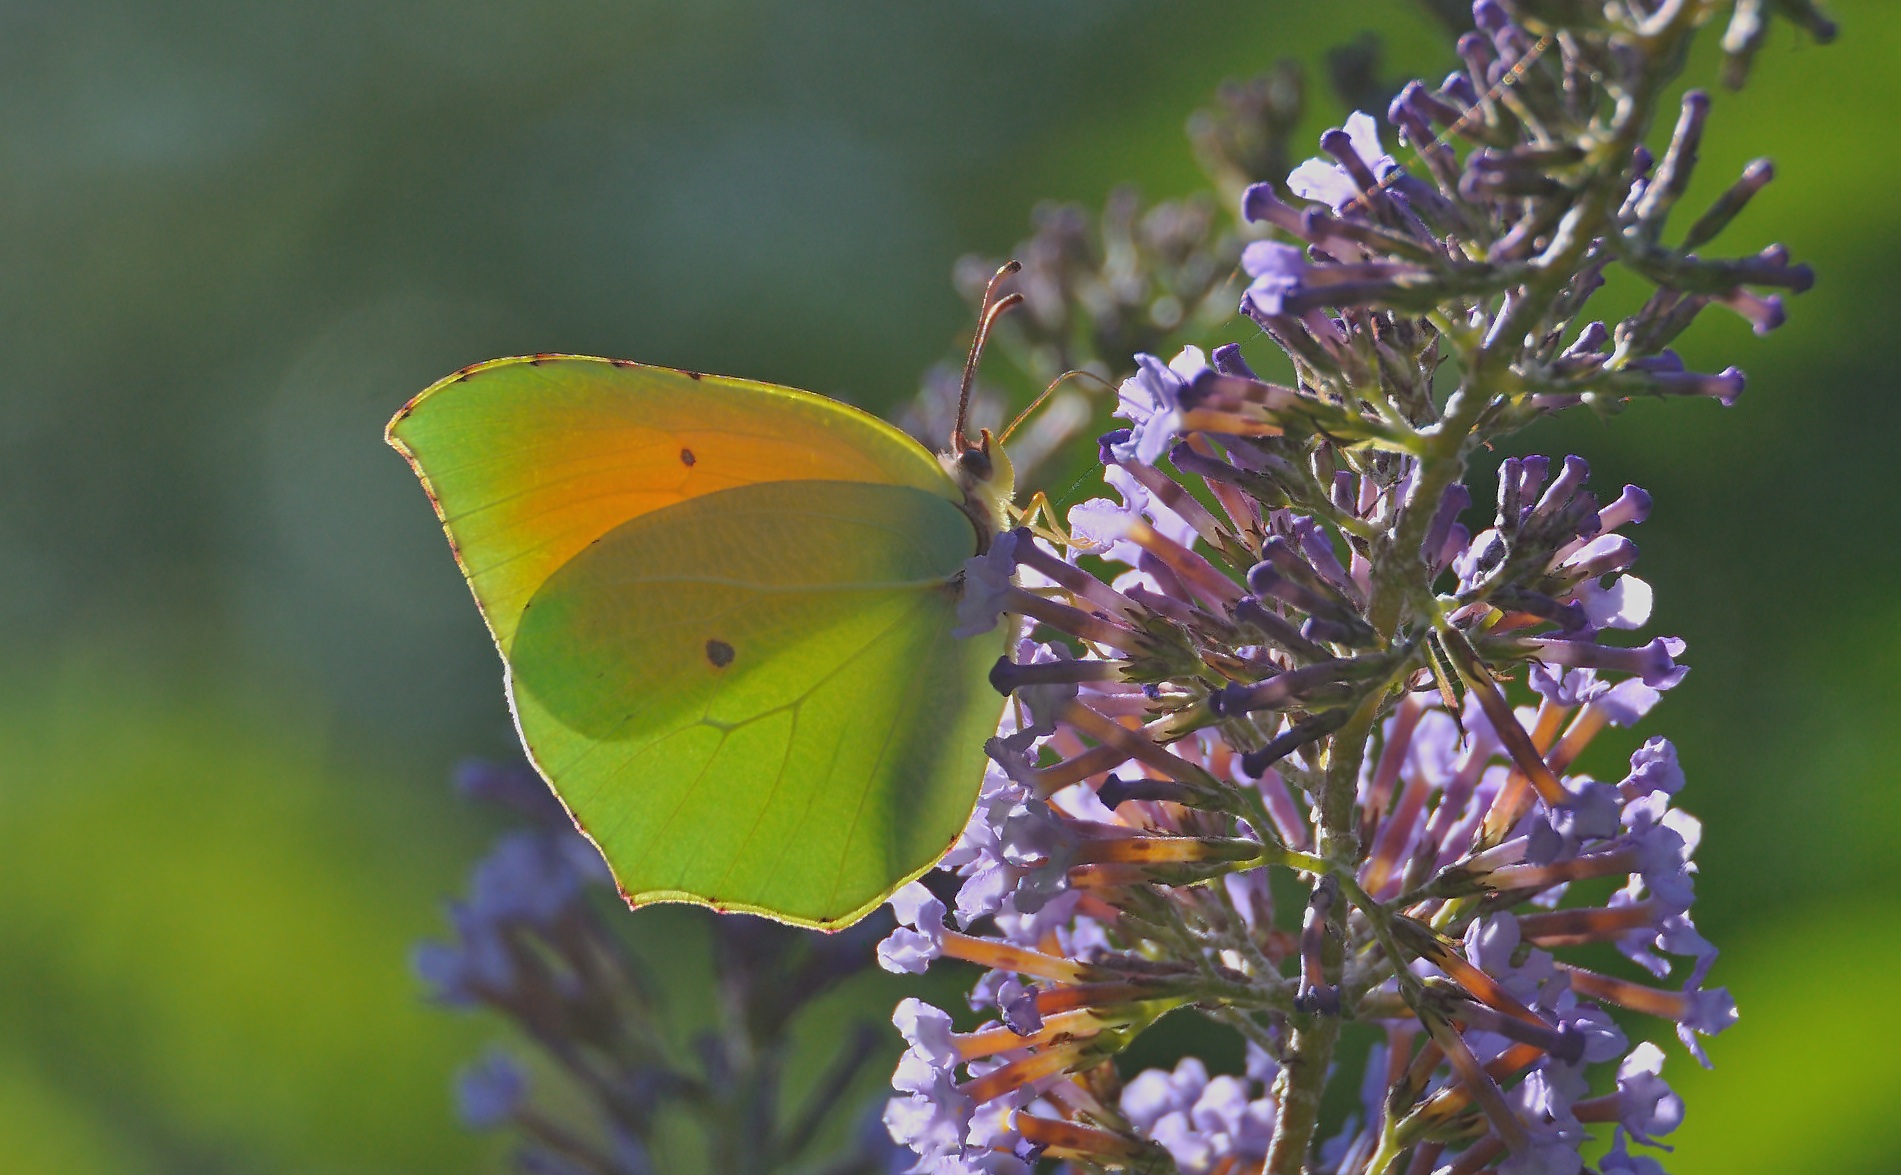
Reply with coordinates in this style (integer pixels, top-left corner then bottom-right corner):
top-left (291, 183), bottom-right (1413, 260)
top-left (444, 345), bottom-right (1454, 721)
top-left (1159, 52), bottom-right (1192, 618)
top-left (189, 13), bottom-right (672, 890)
top-left (1008, 490), bottom-right (1082, 549)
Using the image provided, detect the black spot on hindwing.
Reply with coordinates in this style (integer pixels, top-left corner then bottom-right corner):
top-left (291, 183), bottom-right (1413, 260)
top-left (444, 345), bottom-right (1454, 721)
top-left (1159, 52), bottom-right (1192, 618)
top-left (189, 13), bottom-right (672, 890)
top-left (705, 639), bottom-right (735, 668)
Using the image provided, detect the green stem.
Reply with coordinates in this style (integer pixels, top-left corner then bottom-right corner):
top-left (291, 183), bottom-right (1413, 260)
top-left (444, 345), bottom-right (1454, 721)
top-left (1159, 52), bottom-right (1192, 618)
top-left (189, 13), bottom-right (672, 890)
top-left (1264, 680), bottom-right (1384, 1173)
top-left (1264, 983), bottom-right (1343, 1174)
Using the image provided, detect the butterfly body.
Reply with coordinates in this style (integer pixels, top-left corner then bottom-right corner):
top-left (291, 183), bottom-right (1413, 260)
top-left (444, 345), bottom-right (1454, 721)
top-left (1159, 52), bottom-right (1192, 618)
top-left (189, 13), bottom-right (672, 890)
top-left (389, 355), bottom-right (1011, 928)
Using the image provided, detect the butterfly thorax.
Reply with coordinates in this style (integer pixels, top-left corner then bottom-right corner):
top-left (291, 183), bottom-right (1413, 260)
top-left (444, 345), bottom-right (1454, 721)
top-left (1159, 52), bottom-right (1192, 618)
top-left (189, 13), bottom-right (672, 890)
top-left (942, 428), bottom-right (1014, 553)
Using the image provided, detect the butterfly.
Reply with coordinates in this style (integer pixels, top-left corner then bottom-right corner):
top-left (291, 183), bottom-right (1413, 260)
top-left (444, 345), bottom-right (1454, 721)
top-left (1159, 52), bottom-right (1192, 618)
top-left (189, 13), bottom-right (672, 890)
top-left (387, 266), bottom-right (1035, 928)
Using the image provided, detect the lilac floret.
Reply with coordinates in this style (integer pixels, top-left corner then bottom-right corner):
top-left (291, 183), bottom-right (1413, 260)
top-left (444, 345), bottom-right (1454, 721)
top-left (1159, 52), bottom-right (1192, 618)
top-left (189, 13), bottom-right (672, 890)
top-left (1622, 737), bottom-right (1685, 798)
top-left (1066, 496), bottom-right (1139, 561)
top-left (1614, 1043), bottom-right (1684, 1143)
top-left (1149, 1112), bottom-right (1218, 1173)
top-left (1122, 1058), bottom-right (1208, 1133)
top-left (1190, 1075), bottom-right (1261, 1142)
top-left (1557, 534), bottom-right (1639, 579)
top-left (468, 830), bottom-right (584, 927)
top-left (456, 1049), bottom-right (526, 1129)
top-left (1528, 665), bottom-right (1611, 708)
top-left (995, 977), bottom-right (1045, 1036)
top-left (1246, 1043), bottom-right (1280, 1085)
top-left (1288, 111), bottom-right (1398, 208)
top-left (954, 531), bottom-right (1022, 638)
top-left (1110, 350), bottom-right (1204, 463)
top-left (1555, 999), bottom-right (1628, 1065)
top-left (894, 998), bottom-right (960, 1069)
top-left (1627, 821), bottom-right (1696, 911)
top-left (1530, 778), bottom-right (1623, 862)
top-left (1594, 678), bottom-right (1665, 726)
top-left (1242, 241), bottom-right (1312, 317)
top-left (414, 904), bottom-right (517, 1005)
top-left (1601, 1129), bottom-right (1669, 1175)
top-left (1467, 914), bottom-right (1561, 1007)
top-left (1472, 0), bottom-right (1510, 33)
top-left (1513, 1058), bottom-right (1586, 1127)
top-left (1010, 641), bottom-right (1082, 737)
top-left (884, 1077), bottom-right (970, 1161)
top-left (879, 882), bottom-right (949, 974)
top-left (1574, 573), bottom-right (1654, 630)
top-left (1675, 953), bottom-right (1738, 1066)
top-left (1656, 910), bottom-right (1715, 960)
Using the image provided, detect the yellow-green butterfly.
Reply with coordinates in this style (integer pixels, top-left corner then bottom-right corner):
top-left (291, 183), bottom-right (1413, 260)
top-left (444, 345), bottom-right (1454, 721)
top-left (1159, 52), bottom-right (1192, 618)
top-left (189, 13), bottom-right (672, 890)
top-left (387, 268), bottom-right (1029, 929)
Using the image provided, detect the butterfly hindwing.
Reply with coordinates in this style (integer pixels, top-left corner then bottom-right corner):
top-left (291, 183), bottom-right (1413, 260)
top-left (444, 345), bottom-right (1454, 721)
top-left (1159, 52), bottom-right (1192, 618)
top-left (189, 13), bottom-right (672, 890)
top-left (509, 479), bottom-right (1007, 927)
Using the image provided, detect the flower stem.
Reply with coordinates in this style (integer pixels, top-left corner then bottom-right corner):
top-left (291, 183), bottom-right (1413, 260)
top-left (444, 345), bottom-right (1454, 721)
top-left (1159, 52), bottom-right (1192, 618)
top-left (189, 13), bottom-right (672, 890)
top-left (1266, 681), bottom-right (1383, 1172)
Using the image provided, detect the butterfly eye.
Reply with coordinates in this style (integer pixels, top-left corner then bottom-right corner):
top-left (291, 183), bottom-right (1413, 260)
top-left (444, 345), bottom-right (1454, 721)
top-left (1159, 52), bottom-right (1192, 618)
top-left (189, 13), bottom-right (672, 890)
top-left (957, 446), bottom-right (993, 480)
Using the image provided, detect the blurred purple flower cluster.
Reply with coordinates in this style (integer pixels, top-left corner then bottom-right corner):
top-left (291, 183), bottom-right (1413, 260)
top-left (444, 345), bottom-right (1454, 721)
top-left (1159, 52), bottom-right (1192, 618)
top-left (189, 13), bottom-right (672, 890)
top-left (417, 760), bottom-right (900, 1174)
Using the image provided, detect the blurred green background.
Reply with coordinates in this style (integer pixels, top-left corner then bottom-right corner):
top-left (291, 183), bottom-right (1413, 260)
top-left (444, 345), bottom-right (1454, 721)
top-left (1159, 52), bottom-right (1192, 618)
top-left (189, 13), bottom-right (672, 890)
top-left (0, 1), bottom-right (1892, 1170)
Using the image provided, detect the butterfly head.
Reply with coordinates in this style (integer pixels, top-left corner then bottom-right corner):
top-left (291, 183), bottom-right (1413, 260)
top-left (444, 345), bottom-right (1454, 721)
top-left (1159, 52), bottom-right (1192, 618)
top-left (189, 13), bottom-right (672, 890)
top-left (945, 428), bottom-right (1015, 544)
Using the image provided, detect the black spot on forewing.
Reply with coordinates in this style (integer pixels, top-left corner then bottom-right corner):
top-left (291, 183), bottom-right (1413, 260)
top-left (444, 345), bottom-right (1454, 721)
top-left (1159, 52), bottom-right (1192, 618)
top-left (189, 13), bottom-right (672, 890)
top-left (705, 639), bottom-right (735, 668)
top-left (680, 447), bottom-right (696, 467)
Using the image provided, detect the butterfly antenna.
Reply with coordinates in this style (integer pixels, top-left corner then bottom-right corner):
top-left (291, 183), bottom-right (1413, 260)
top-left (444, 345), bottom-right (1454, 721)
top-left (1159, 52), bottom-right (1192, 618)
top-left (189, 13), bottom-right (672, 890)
top-left (1000, 368), bottom-right (1117, 445)
top-left (954, 260), bottom-right (1024, 451)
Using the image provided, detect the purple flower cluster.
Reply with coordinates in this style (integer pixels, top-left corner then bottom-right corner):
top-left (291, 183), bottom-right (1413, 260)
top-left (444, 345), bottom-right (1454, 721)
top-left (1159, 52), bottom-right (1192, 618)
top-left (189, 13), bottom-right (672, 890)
top-left (873, 3), bottom-right (1823, 1172)
top-left (879, 446), bottom-right (1725, 1173)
